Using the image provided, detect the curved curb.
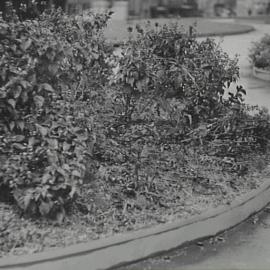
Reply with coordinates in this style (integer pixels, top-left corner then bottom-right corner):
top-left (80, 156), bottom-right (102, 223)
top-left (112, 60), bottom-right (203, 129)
top-left (107, 23), bottom-right (255, 46)
top-left (235, 15), bottom-right (270, 24)
top-left (196, 25), bottom-right (254, 37)
top-left (253, 66), bottom-right (270, 81)
top-left (1, 179), bottom-right (270, 270)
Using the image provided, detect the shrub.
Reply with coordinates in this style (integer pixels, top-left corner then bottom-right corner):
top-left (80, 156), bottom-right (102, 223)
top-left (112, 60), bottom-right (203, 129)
top-left (249, 34), bottom-right (270, 70)
top-left (1, 13), bottom-right (270, 224)
top-left (0, 9), bottom-right (111, 220)
top-left (0, 0), bottom-right (61, 21)
top-left (110, 23), bottom-right (239, 137)
top-left (108, 23), bottom-right (270, 164)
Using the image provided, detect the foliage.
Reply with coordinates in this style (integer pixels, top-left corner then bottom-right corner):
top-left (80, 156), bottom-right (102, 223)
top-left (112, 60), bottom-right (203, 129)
top-left (103, 23), bottom-right (270, 204)
top-left (0, 0), bottom-right (62, 21)
top-left (109, 23), bottom-right (240, 140)
top-left (1, 13), bottom-right (270, 226)
top-left (249, 34), bottom-right (270, 70)
top-left (0, 9), bottom-right (111, 220)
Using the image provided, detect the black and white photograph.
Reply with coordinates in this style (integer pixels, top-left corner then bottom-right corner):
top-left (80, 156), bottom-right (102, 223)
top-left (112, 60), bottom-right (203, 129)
top-left (0, 0), bottom-right (270, 269)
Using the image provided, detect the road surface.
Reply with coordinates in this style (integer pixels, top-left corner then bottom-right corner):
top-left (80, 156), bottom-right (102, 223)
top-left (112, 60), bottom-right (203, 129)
top-left (118, 208), bottom-right (270, 270)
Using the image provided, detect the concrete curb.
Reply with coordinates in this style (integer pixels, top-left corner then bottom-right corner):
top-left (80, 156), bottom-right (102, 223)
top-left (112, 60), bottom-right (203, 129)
top-left (1, 179), bottom-right (270, 270)
top-left (235, 15), bottom-right (270, 24)
top-left (108, 25), bottom-right (255, 47)
top-left (253, 66), bottom-right (270, 81)
top-left (197, 25), bottom-right (254, 37)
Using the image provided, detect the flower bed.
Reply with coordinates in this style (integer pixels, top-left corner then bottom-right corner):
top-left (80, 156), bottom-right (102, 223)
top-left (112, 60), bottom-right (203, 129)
top-left (253, 66), bottom-right (270, 81)
top-left (1, 9), bottom-right (270, 259)
top-left (250, 34), bottom-right (270, 81)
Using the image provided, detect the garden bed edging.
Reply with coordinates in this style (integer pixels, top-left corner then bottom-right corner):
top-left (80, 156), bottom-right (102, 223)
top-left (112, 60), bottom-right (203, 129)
top-left (1, 179), bottom-right (270, 270)
top-left (253, 66), bottom-right (270, 81)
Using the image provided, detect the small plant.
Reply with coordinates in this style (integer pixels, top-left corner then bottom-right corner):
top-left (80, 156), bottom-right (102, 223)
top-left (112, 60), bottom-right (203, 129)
top-left (249, 34), bottom-right (270, 70)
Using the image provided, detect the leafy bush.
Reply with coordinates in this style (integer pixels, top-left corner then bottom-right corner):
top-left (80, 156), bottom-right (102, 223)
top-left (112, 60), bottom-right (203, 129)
top-left (107, 23), bottom-right (270, 169)
top-left (0, 0), bottom-right (59, 21)
top-left (249, 34), bottom-right (270, 70)
top-left (110, 23), bottom-right (239, 137)
top-left (1, 12), bottom-right (270, 225)
top-left (0, 9), bottom-right (111, 220)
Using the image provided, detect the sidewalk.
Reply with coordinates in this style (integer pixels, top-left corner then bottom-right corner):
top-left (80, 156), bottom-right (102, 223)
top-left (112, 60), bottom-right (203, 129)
top-left (118, 207), bottom-right (270, 270)
top-left (214, 22), bottom-right (270, 110)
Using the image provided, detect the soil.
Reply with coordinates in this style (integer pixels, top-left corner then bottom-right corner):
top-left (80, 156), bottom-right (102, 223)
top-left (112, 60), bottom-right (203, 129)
top-left (1, 151), bottom-right (270, 258)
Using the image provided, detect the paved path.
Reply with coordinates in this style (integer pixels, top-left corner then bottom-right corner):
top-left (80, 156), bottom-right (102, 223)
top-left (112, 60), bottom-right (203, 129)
top-left (118, 208), bottom-right (270, 270)
top-left (211, 21), bottom-right (270, 110)
top-left (117, 22), bottom-right (270, 270)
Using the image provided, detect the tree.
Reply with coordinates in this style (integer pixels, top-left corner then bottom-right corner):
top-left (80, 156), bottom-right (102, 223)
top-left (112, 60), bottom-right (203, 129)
top-left (0, 0), bottom-right (67, 20)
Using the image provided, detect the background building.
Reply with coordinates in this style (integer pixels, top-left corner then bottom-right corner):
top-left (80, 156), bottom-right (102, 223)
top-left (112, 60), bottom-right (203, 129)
top-left (52, 0), bottom-right (270, 18)
top-left (128, 0), bottom-right (200, 18)
top-left (198, 0), bottom-right (270, 17)
top-left (198, 0), bottom-right (236, 16)
top-left (62, 0), bottom-right (200, 18)
top-left (4, 0), bottom-right (268, 19)
top-left (64, 0), bottom-right (128, 19)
